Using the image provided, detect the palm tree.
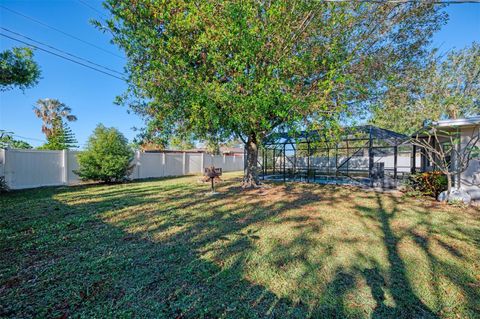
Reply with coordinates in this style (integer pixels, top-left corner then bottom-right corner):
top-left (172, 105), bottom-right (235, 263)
top-left (33, 98), bottom-right (77, 138)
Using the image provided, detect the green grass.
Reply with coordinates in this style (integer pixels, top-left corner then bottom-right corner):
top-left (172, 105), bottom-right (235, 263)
top-left (1, 173), bottom-right (479, 318)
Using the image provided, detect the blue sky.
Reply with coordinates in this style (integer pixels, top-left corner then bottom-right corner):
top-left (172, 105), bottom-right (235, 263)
top-left (0, 1), bottom-right (479, 148)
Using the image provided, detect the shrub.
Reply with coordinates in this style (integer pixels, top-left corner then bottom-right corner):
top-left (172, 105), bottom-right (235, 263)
top-left (406, 171), bottom-right (447, 198)
top-left (75, 124), bottom-right (134, 183)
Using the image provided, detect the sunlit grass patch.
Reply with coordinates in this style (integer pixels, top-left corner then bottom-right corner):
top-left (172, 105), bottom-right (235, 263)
top-left (1, 173), bottom-right (479, 318)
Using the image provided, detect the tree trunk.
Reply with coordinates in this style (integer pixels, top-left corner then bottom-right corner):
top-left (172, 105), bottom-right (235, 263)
top-left (446, 173), bottom-right (452, 195)
top-left (242, 133), bottom-right (261, 188)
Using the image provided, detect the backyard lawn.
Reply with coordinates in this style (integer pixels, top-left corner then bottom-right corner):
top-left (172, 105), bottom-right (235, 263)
top-left (1, 173), bottom-right (479, 318)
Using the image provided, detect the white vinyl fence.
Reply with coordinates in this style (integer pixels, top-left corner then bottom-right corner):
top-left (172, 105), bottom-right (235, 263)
top-left (0, 149), bottom-right (244, 190)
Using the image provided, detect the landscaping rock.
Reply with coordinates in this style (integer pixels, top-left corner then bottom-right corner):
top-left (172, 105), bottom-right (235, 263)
top-left (437, 191), bottom-right (448, 202)
top-left (437, 189), bottom-right (472, 204)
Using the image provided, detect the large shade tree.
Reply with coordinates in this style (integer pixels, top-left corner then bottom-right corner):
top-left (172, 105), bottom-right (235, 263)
top-left (101, 0), bottom-right (446, 187)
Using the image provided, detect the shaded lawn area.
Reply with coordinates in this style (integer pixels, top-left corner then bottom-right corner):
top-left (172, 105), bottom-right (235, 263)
top-left (1, 173), bottom-right (479, 318)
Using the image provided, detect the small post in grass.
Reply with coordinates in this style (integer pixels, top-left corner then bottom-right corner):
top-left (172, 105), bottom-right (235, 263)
top-left (203, 166), bottom-right (222, 195)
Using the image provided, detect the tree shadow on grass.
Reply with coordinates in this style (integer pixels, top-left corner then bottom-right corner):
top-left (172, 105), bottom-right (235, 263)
top-left (356, 196), bottom-right (439, 318)
top-left (404, 206), bottom-right (480, 317)
top-left (373, 193), bottom-right (439, 319)
top-left (0, 178), bottom-right (353, 318)
top-left (1, 179), bottom-right (478, 318)
top-left (357, 192), bottom-right (479, 318)
top-left (362, 267), bottom-right (395, 318)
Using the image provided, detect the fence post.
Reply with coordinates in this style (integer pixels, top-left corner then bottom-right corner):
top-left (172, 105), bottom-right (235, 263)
top-left (201, 152), bottom-right (205, 171)
top-left (0, 149), bottom-right (7, 187)
top-left (0, 149), bottom-right (4, 176)
top-left (182, 152), bottom-right (186, 175)
top-left (393, 146), bottom-right (398, 182)
top-left (136, 150), bottom-right (141, 179)
top-left (3, 149), bottom-right (14, 189)
top-left (62, 149), bottom-right (68, 185)
top-left (162, 152), bottom-right (166, 177)
top-left (6, 149), bottom-right (12, 188)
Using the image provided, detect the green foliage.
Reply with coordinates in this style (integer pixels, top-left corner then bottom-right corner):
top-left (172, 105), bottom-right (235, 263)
top-left (76, 124), bottom-right (134, 183)
top-left (9, 140), bottom-right (32, 149)
top-left (0, 130), bottom-right (32, 149)
top-left (435, 43), bottom-right (480, 118)
top-left (204, 136), bottom-right (222, 155)
top-left (471, 145), bottom-right (480, 159)
top-left (134, 119), bottom-right (169, 150)
top-left (101, 1), bottom-right (445, 150)
top-left (38, 118), bottom-right (77, 150)
top-left (223, 138), bottom-right (243, 149)
top-left (0, 47), bottom-right (41, 91)
top-left (410, 126), bottom-right (479, 195)
top-left (371, 42), bottom-right (480, 134)
top-left (406, 171), bottom-right (447, 198)
top-left (169, 134), bottom-right (196, 150)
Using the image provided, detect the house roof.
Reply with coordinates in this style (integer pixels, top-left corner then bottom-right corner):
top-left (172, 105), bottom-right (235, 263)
top-left (431, 116), bottom-right (480, 128)
top-left (411, 116), bottom-right (480, 138)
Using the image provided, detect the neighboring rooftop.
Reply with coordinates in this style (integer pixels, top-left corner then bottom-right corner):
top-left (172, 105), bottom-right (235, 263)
top-left (144, 146), bottom-right (244, 155)
top-left (186, 147), bottom-right (244, 155)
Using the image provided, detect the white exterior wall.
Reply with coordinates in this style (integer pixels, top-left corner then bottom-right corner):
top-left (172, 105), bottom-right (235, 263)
top-left (0, 149), bottom-right (244, 190)
top-left (458, 127), bottom-right (480, 200)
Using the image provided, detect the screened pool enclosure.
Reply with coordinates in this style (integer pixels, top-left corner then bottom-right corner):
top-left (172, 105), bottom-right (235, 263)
top-left (259, 125), bottom-right (420, 188)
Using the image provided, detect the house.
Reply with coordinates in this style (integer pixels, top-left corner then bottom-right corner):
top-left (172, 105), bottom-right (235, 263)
top-left (415, 116), bottom-right (480, 200)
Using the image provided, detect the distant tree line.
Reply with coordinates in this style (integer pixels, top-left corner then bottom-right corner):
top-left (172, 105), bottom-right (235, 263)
top-left (371, 42), bottom-right (480, 134)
